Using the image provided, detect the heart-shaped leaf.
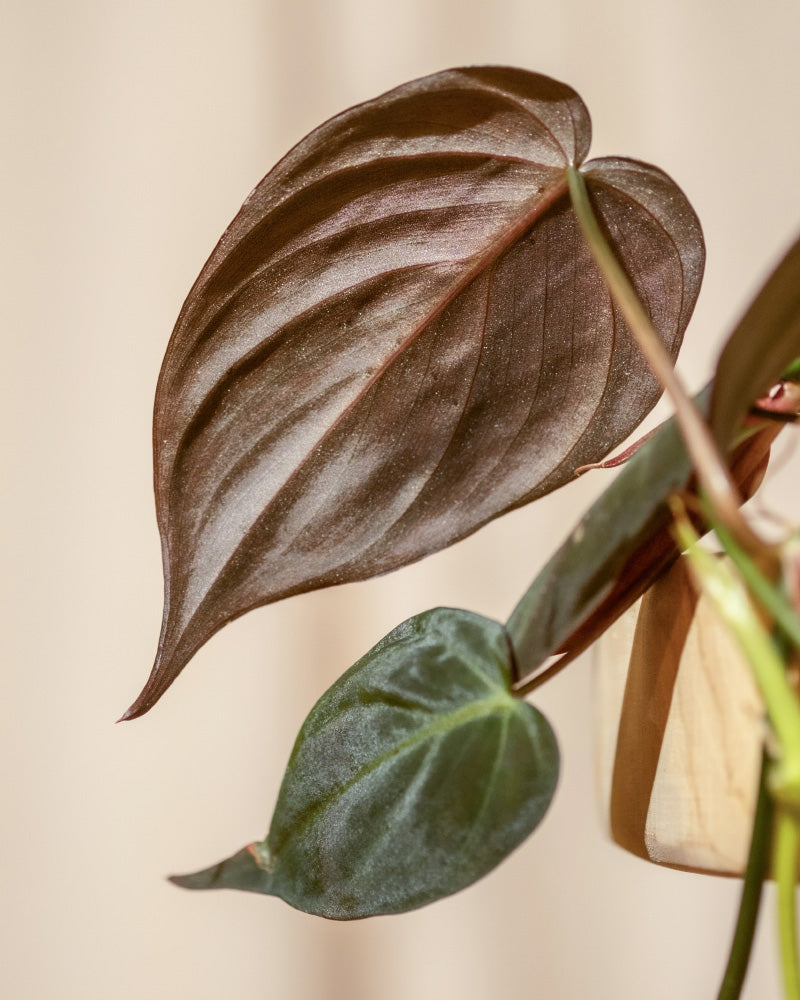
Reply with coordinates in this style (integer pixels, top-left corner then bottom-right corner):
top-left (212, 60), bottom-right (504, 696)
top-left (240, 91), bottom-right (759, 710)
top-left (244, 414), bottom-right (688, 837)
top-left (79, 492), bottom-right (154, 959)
top-left (710, 231), bottom-right (800, 448)
top-left (170, 608), bottom-right (559, 918)
top-left (128, 66), bottom-right (704, 718)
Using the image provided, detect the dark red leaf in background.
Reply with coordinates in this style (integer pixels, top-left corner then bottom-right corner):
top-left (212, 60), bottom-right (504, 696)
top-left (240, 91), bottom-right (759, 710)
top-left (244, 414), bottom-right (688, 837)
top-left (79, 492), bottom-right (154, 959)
top-left (711, 232), bottom-right (800, 448)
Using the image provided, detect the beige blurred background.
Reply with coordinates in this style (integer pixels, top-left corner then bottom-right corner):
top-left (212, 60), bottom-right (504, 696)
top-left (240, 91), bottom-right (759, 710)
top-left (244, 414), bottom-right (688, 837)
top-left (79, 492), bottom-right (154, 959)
top-left (3, 1), bottom-right (799, 997)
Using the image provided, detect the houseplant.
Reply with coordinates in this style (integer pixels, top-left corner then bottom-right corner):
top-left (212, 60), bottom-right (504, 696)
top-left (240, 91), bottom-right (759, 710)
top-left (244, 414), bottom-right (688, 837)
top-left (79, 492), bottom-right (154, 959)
top-left (123, 67), bottom-right (800, 998)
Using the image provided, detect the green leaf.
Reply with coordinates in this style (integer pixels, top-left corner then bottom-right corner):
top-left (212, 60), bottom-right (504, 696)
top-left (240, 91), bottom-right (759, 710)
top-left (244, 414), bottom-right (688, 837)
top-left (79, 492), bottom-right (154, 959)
top-left (710, 232), bottom-right (800, 449)
top-left (783, 357), bottom-right (800, 381)
top-left (171, 608), bottom-right (559, 918)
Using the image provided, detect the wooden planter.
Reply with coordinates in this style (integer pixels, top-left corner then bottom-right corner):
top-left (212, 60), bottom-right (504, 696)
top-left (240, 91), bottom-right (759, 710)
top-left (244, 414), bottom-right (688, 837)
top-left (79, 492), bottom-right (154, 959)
top-left (595, 555), bottom-right (765, 875)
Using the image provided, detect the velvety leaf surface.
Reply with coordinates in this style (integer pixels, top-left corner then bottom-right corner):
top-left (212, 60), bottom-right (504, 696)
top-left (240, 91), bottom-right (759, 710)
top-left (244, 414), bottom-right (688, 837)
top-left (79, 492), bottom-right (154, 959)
top-left (129, 66), bottom-right (704, 717)
top-left (170, 608), bottom-right (559, 918)
top-left (711, 232), bottom-right (800, 448)
top-left (506, 389), bottom-right (780, 685)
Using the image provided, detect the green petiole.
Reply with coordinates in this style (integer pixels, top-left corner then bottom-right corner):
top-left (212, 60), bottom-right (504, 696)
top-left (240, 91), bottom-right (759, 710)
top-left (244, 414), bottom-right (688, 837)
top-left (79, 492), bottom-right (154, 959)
top-left (717, 755), bottom-right (772, 1000)
top-left (775, 808), bottom-right (800, 1000)
top-left (566, 165), bottom-right (766, 560)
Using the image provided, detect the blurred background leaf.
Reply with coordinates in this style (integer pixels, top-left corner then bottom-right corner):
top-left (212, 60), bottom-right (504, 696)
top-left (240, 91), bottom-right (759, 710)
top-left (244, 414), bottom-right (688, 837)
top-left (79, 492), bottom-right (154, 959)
top-left (710, 233), bottom-right (800, 449)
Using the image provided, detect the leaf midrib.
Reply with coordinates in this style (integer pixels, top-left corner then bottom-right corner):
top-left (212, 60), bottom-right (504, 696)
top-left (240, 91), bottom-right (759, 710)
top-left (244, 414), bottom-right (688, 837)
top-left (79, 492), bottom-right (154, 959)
top-left (268, 688), bottom-right (520, 854)
top-left (173, 175), bottom-right (572, 648)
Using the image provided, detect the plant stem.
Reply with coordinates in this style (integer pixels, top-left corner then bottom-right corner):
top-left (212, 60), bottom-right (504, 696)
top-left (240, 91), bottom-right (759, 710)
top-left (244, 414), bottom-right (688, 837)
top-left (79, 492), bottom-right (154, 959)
top-left (673, 509), bottom-right (800, 780)
top-left (775, 807), bottom-right (800, 1000)
top-left (566, 167), bottom-right (766, 559)
top-left (717, 755), bottom-right (772, 1000)
top-left (674, 506), bottom-right (800, 999)
top-left (713, 520), bottom-right (800, 653)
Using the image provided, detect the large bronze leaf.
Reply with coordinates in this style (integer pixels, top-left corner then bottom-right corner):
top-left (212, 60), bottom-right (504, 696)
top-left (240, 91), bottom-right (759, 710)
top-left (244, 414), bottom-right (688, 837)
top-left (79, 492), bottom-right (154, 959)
top-left (126, 66), bottom-right (704, 718)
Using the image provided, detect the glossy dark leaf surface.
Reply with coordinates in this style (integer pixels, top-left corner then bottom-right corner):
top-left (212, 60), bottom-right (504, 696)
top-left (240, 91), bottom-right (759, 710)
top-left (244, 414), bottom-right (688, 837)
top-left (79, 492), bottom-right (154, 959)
top-left (170, 608), bottom-right (559, 918)
top-left (711, 232), bottom-right (800, 448)
top-left (130, 66), bottom-right (704, 717)
top-left (507, 389), bottom-right (779, 686)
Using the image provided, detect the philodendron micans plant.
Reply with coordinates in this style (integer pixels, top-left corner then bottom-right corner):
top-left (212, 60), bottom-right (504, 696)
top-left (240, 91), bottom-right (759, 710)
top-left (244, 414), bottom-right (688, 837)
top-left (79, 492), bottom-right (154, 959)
top-left (124, 67), bottom-right (800, 998)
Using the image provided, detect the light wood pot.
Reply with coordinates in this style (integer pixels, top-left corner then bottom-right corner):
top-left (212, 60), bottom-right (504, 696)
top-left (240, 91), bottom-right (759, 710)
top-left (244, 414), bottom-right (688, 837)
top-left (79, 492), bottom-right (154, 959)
top-left (595, 555), bottom-right (765, 875)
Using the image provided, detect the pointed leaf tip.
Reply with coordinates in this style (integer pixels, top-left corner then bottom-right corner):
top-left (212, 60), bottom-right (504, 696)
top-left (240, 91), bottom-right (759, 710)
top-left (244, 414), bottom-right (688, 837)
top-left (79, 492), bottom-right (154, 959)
top-left (169, 846), bottom-right (273, 893)
top-left (139, 66), bottom-right (704, 714)
top-left (120, 652), bottom-right (173, 721)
